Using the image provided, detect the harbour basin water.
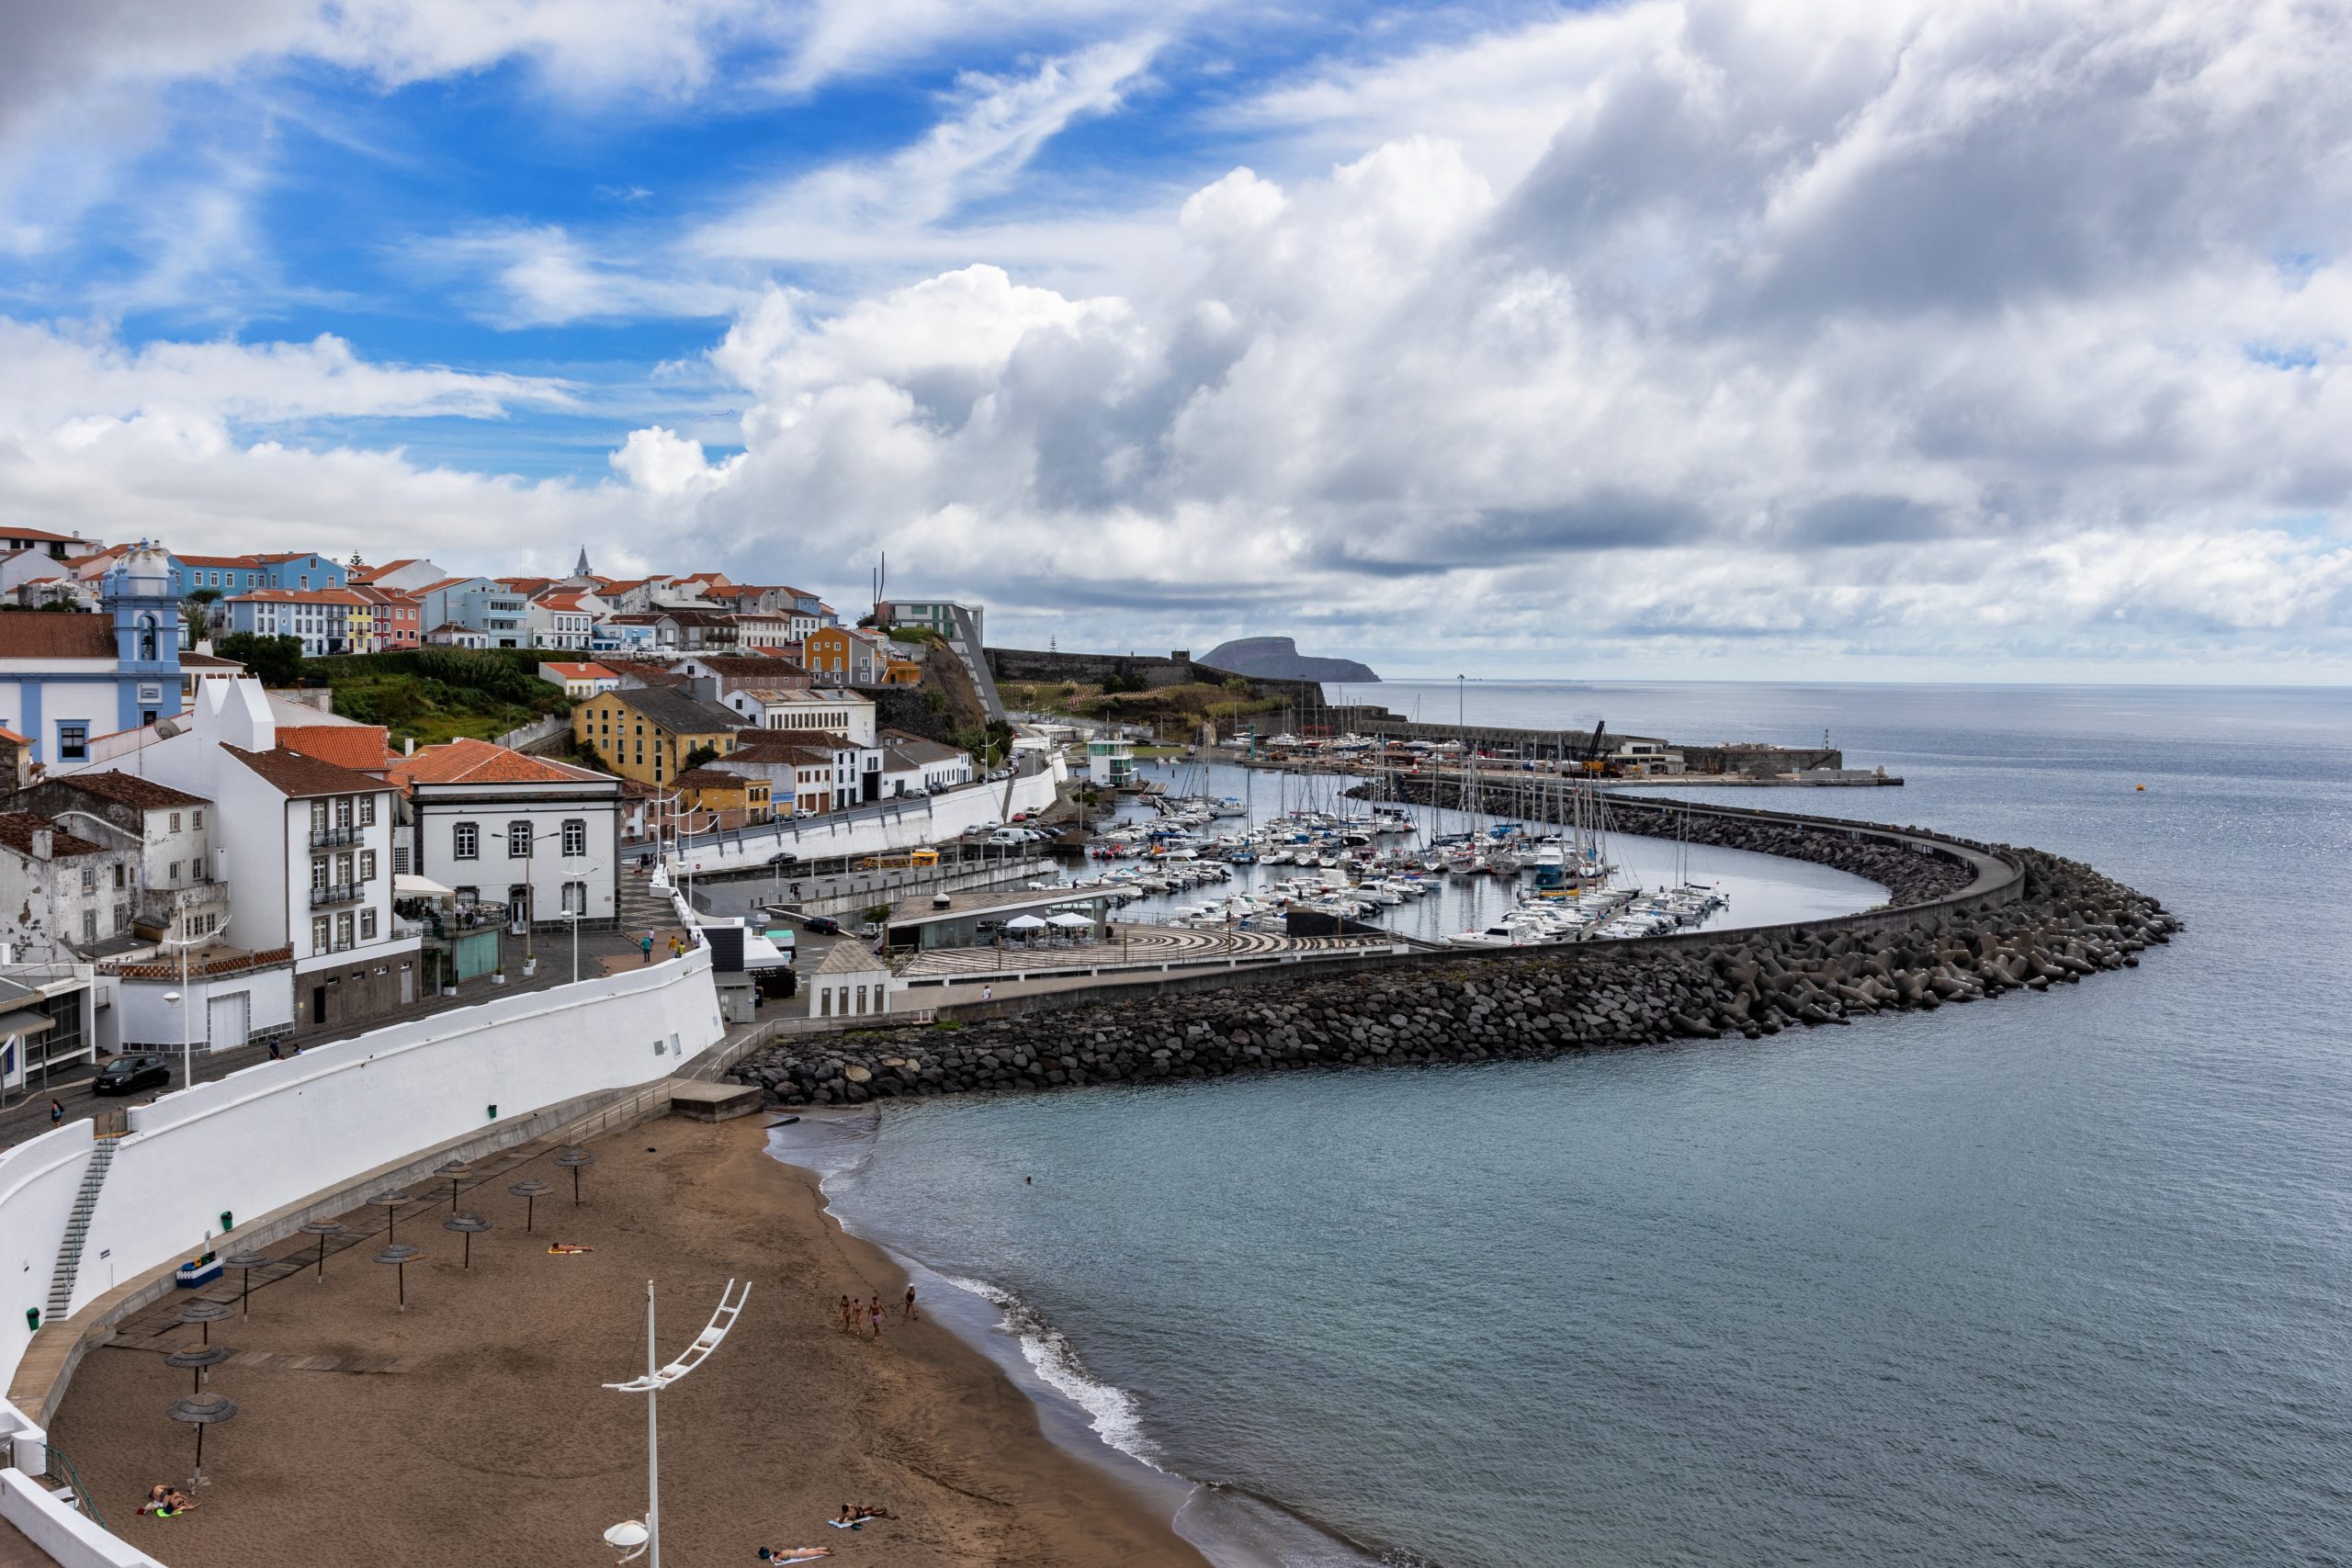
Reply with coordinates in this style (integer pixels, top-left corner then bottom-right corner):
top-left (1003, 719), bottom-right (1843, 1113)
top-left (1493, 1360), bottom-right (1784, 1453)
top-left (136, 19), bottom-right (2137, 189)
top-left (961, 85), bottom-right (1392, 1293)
top-left (777, 682), bottom-right (2352, 1568)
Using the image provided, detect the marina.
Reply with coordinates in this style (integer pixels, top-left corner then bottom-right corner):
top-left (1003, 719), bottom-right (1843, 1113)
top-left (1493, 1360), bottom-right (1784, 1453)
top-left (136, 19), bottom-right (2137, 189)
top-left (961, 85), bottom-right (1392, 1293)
top-left (1052, 761), bottom-right (1885, 947)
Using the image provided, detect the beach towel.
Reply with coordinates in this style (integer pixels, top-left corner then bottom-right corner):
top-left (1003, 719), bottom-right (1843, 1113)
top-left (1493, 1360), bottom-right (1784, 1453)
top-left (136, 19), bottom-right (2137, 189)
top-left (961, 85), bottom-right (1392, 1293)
top-left (547, 1243), bottom-right (595, 1254)
top-left (827, 1520), bottom-right (861, 1530)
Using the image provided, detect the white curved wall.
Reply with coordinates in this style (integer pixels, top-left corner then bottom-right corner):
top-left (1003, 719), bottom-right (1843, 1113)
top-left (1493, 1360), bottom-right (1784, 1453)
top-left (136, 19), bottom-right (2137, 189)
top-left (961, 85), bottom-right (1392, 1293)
top-left (65, 953), bottom-right (723, 1316)
top-left (0, 1125), bottom-right (92, 1391)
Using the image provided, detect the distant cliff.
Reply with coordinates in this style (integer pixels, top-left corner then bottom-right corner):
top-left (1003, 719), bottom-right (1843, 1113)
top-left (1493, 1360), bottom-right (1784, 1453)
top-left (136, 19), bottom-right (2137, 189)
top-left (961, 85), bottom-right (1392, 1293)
top-left (1201, 637), bottom-right (1379, 683)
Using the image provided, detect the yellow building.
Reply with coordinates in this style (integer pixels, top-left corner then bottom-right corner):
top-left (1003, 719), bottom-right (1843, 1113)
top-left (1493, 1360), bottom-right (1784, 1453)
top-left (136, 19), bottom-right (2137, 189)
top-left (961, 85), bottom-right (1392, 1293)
top-left (571, 685), bottom-right (739, 787)
top-left (673, 766), bottom-right (772, 827)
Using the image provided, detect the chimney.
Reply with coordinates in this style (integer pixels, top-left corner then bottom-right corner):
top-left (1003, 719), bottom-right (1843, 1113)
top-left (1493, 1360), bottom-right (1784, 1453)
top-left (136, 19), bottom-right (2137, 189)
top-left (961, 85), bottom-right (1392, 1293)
top-left (30, 827), bottom-right (53, 860)
top-left (405, 736), bottom-right (414, 755)
top-left (690, 675), bottom-right (719, 704)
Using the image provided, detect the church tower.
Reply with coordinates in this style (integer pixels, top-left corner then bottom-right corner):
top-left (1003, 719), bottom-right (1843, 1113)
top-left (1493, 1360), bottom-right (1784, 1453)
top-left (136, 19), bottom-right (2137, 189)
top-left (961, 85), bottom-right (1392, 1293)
top-left (107, 539), bottom-right (182, 673)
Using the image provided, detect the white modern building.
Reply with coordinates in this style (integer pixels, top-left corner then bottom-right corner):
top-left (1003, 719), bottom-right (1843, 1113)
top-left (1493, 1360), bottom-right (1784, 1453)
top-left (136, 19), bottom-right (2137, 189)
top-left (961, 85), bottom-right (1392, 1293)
top-left (389, 738), bottom-right (622, 931)
top-left (721, 685), bottom-right (876, 745)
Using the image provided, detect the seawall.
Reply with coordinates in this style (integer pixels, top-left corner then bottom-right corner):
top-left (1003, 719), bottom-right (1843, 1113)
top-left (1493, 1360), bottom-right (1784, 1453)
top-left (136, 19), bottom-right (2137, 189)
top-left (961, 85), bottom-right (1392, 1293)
top-left (729, 802), bottom-right (2177, 1105)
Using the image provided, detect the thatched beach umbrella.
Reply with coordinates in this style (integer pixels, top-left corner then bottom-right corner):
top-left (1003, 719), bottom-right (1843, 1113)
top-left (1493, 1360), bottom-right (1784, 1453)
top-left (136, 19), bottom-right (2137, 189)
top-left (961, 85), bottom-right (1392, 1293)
top-left (507, 1178), bottom-right (553, 1234)
top-left (435, 1159), bottom-right (469, 1213)
top-left (370, 1190), bottom-right (413, 1242)
top-left (221, 1251), bottom-right (272, 1319)
top-left (555, 1148), bottom-right (595, 1206)
top-left (299, 1221), bottom-right (348, 1282)
top-left (374, 1243), bottom-right (424, 1311)
top-left (176, 1299), bottom-right (232, 1347)
top-left (443, 1211), bottom-right (492, 1269)
top-left (165, 1345), bottom-right (232, 1393)
top-left (166, 1392), bottom-right (236, 1486)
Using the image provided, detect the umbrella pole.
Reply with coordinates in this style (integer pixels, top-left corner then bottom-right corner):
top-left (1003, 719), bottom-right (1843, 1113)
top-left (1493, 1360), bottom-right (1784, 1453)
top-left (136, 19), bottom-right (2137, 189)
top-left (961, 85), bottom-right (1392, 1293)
top-left (317, 1235), bottom-right (326, 1281)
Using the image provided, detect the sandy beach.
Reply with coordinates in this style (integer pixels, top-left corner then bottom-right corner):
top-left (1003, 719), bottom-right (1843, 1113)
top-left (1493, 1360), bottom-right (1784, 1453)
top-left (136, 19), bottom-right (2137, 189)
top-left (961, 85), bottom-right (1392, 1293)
top-left (46, 1116), bottom-right (1206, 1568)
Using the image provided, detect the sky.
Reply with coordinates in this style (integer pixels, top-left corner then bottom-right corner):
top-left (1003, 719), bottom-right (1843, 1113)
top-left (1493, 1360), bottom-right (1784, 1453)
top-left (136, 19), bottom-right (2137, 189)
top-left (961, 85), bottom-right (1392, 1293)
top-left (2, 0), bottom-right (2348, 682)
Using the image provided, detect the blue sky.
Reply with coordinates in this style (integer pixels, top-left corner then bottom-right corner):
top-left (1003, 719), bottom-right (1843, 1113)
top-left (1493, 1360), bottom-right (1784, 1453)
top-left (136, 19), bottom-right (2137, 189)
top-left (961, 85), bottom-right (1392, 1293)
top-left (2, 0), bottom-right (2348, 679)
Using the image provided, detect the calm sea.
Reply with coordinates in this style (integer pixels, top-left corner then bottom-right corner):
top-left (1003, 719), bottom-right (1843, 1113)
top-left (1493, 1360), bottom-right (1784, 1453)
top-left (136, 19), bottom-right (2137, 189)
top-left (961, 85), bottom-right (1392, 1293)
top-left (778, 682), bottom-right (2352, 1567)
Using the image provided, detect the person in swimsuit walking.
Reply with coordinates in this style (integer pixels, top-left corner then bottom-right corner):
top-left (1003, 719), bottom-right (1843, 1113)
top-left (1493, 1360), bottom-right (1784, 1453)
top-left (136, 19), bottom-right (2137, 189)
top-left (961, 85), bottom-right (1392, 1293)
top-left (838, 1294), bottom-right (854, 1333)
top-left (868, 1295), bottom-right (885, 1338)
top-left (902, 1283), bottom-right (918, 1321)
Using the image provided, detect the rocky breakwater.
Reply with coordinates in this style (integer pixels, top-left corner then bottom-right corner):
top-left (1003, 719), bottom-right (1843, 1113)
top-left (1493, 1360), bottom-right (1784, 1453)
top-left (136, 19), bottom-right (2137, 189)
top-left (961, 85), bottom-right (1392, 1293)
top-left (1368, 774), bottom-right (1975, 905)
top-left (732, 848), bottom-right (2179, 1106)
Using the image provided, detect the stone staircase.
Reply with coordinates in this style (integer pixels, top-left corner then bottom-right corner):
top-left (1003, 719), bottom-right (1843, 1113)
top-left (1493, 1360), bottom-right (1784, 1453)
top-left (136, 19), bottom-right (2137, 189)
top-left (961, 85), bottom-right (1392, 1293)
top-left (46, 1135), bottom-right (119, 1321)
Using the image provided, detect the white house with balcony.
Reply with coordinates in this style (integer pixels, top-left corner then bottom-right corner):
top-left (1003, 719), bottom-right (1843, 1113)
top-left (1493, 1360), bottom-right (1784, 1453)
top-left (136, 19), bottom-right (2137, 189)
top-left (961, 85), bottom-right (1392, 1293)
top-left (119, 677), bottom-right (420, 1035)
top-left (389, 739), bottom-right (622, 931)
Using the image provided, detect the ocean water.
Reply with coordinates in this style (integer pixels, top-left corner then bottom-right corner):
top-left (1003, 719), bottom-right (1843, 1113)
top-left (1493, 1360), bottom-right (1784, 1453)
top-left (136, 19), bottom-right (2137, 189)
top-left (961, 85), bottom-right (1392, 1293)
top-left (781, 682), bottom-right (2352, 1568)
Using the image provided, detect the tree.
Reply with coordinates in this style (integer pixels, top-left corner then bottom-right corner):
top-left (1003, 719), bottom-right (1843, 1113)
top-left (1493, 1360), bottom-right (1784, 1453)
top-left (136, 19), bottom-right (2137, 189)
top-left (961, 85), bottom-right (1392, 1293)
top-left (681, 743), bottom-right (721, 773)
top-left (215, 632), bottom-right (306, 686)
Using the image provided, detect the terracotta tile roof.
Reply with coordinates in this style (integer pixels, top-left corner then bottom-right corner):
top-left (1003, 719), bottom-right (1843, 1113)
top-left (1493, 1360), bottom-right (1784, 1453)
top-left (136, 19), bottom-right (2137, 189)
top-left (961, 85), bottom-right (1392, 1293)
top-left (534, 592), bottom-right (593, 612)
top-left (0, 527), bottom-right (92, 544)
top-left (387, 738), bottom-right (611, 788)
top-left (223, 744), bottom-right (389, 798)
top-left (180, 651), bottom-right (245, 669)
top-left (0, 811), bottom-right (107, 858)
top-left (538, 661), bottom-right (616, 681)
top-left (674, 768), bottom-right (753, 788)
top-left (177, 553), bottom-right (263, 569)
top-left (0, 615), bottom-right (116, 659)
top-left (684, 655), bottom-right (794, 677)
top-left (278, 724), bottom-right (394, 773)
top-left (50, 771), bottom-right (209, 809)
top-left (415, 576), bottom-right (474, 593)
top-left (0, 727), bottom-right (28, 744)
top-left (228, 587), bottom-right (368, 605)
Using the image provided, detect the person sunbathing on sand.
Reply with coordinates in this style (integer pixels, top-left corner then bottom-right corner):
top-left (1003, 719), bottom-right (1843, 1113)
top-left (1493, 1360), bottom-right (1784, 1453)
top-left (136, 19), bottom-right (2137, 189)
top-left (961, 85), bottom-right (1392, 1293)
top-left (854, 1505), bottom-right (892, 1520)
top-left (137, 1484), bottom-right (170, 1515)
top-left (756, 1548), bottom-right (831, 1562)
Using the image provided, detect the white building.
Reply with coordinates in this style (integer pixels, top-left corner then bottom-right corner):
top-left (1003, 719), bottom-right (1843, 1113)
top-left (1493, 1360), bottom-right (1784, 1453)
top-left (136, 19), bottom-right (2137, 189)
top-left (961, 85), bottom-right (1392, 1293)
top-left (124, 678), bottom-right (422, 1033)
top-left (8, 771), bottom-right (226, 940)
top-left (809, 940), bottom-right (892, 1021)
top-left (389, 739), bottom-right (622, 931)
top-left (721, 685), bottom-right (876, 745)
top-left (877, 733), bottom-right (974, 796)
top-left (0, 811), bottom-right (139, 958)
top-left (537, 660), bottom-right (622, 698)
top-left (528, 591), bottom-right (595, 650)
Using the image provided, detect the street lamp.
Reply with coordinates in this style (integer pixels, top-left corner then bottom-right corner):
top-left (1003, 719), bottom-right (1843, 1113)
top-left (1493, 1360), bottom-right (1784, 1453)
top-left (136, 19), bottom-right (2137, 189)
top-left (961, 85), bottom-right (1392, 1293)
top-left (603, 1279), bottom-right (752, 1568)
top-left (155, 906), bottom-right (230, 1094)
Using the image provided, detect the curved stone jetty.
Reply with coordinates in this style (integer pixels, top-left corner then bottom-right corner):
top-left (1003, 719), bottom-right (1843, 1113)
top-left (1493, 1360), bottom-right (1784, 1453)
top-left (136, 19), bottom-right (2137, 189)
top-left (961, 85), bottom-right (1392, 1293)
top-left (730, 796), bottom-right (2180, 1105)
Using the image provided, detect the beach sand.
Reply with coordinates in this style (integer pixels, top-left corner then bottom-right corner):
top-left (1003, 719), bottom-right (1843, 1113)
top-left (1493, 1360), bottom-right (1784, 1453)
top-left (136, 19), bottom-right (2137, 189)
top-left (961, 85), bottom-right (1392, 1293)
top-left (47, 1116), bottom-right (1206, 1568)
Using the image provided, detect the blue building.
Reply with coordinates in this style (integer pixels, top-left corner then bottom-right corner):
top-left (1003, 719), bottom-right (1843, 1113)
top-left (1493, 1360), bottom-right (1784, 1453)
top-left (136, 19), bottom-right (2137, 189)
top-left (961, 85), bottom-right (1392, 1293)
top-left (173, 550), bottom-right (347, 596)
top-left (0, 541), bottom-right (184, 766)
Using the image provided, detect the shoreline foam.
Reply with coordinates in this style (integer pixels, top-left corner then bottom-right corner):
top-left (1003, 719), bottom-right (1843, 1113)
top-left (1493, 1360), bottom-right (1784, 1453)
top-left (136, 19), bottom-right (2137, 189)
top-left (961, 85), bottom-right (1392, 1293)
top-left (766, 1106), bottom-right (1407, 1568)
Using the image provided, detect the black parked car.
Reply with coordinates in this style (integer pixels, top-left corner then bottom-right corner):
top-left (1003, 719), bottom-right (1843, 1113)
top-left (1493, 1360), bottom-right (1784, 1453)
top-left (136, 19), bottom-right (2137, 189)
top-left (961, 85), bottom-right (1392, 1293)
top-left (801, 915), bottom-right (842, 935)
top-left (93, 1054), bottom-right (172, 1096)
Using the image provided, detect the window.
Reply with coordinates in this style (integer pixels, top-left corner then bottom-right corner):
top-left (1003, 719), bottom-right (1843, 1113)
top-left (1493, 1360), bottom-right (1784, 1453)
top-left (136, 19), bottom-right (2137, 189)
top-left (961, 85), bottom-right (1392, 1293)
top-left (80, 866), bottom-right (96, 893)
top-left (313, 913), bottom-right (332, 951)
top-left (562, 818), bottom-right (587, 857)
top-left (112, 863), bottom-right (125, 889)
top-left (169, 861), bottom-right (181, 884)
top-left (334, 795), bottom-right (353, 829)
top-left (453, 821), bottom-right (479, 860)
top-left (168, 811), bottom-right (181, 832)
top-left (360, 908), bottom-right (378, 941)
top-left (81, 909), bottom-right (96, 942)
top-left (562, 881), bottom-right (585, 915)
top-left (392, 845), bottom-right (411, 874)
top-left (310, 800), bottom-right (328, 833)
top-left (57, 723), bottom-right (87, 761)
top-left (334, 852), bottom-right (353, 885)
top-left (335, 911), bottom-right (354, 950)
top-left (113, 904), bottom-right (129, 933)
top-left (358, 795), bottom-right (376, 827)
top-left (358, 849), bottom-right (376, 882)
top-left (508, 820), bottom-right (533, 858)
top-left (311, 857), bottom-right (329, 892)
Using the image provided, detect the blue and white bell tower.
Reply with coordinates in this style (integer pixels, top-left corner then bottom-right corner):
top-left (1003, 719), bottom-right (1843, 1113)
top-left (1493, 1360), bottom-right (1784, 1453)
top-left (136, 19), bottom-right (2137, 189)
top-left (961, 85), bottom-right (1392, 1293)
top-left (105, 540), bottom-right (183, 729)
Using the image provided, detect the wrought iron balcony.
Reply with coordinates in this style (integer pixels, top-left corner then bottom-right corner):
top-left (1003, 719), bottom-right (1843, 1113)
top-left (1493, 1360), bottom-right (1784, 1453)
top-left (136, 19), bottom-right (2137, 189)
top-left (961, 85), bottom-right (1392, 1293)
top-left (310, 824), bottom-right (359, 847)
top-left (309, 882), bottom-right (367, 908)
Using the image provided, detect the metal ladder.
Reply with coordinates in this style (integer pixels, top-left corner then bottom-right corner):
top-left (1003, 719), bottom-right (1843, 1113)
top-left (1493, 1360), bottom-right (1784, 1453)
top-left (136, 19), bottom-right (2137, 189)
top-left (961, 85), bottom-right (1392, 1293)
top-left (45, 1134), bottom-right (119, 1321)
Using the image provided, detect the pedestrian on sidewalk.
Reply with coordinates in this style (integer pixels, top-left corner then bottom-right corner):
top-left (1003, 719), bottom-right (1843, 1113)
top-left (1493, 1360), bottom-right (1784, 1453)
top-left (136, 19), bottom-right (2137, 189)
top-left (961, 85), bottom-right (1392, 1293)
top-left (639, 933), bottom-right (653, 964)
top-left (48, 1099), bottom-right (64, 1127)
top-left (267, 1040), bottom-right (281, 1061)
